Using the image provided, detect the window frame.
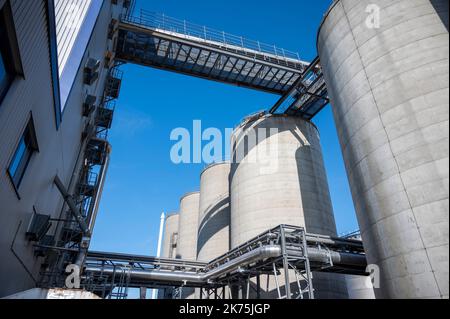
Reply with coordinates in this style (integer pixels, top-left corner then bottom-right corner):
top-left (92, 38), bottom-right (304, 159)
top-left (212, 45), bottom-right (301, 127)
top-left (45, 0), bottom-right (62, 128)
top-left (7, 114), bottom-right (39, 198)
top-left (0, 43), bottom-right (12, 102)
top-left (0, 0), bottom-right (24, 105)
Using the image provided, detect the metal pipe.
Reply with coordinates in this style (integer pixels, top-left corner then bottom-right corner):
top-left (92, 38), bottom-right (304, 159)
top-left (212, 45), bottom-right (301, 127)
top-left (87, 144), bottom-right (112, 233)
top-left (204, 246), bottom-right (281, 282)
top-left (53, 175), bottom-right (90, 236)
top-left (305, 234), bottom-right (364, 250)
top-left (85, 245), bottom-right (367, 287)
top-left (86, 245), bottom-right (282, 285)
top-left (306, 248), bottom-right (367, 268)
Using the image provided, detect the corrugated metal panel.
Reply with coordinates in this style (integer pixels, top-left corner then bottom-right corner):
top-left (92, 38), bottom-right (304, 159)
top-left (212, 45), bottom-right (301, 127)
top-left (0, 0), bottom-right (49, 168)
top-left (0, 0), bottom-right (60, 296)
top-left (0, 0), bottom-right (121, 298)
top-left (54, 0), bottom-right (92, 73)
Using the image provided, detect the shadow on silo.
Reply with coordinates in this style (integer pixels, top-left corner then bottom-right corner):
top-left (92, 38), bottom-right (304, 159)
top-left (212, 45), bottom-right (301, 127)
top-left (197, 197), bottom-right (230, 257)
top-left (430, 0), bottom-right (449, 31)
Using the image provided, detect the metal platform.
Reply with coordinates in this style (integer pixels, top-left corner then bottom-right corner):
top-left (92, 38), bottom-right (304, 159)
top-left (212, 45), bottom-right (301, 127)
top-left (82, 225), bottom-right (368, 299)
top-left (116, 11), bottom-right (307, 95)
top-left (269, 57), bottom-right (329, 120)
top-left (114, 11), bottom-right (329, 119)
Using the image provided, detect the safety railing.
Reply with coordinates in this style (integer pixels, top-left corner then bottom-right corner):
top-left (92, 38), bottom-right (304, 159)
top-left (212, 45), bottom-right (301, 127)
top-left (122, 10), bottom-right (302, 62)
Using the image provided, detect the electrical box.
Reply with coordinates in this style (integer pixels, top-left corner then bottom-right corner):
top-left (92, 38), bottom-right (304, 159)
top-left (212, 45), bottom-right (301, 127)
top-left (84, 59), bottom-right (101, 85)
top-left (26, 214), bottom-right (52, 242)
top-left (83, 95), bottom-right (96, 117)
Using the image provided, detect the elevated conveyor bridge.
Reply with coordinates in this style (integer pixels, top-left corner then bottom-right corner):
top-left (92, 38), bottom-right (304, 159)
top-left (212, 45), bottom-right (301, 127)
top-left (115, 11), bottom-right (329, 119)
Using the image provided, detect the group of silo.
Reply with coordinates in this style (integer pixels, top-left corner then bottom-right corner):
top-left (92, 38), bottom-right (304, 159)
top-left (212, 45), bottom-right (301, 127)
top-left (230, 114), bottom-right (349, 298)
top-left (161, 112), bottom-right (374, 299)
top-left (160, 0), bottom-right (448, 300)
top-left (160, 164), bottom-right (230, 299)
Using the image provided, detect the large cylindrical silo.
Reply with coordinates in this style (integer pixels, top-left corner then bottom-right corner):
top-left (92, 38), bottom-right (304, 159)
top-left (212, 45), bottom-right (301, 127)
top-left (177, 192), bottom-right (200, 299)
top-left (177, 192), bottom-right (200, 260)
top-left (345, 275), bottom-right (375, 299)
top-left (159, 213), bottom-right (179, 299)
top-left (162, 213), bottom-right (179, 259)
top-left (230, 114), bottom-right (348, 299)
top-left (197, 162), bottom-right (231, 262)
top-left (343, 233), bottom-right (375, 299)
top-left (317, 0), bottom-right (449, 299)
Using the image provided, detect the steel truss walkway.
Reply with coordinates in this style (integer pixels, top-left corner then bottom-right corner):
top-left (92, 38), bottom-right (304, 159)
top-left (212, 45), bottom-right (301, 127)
top-left (82, 225), bottom-right (368, 299)
top-left (115, 11), bottom-right (329, 119)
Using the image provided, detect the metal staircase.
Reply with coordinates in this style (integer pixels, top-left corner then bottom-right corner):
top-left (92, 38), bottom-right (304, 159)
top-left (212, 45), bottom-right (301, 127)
top-left (270, 57), bottom-right (328, 119)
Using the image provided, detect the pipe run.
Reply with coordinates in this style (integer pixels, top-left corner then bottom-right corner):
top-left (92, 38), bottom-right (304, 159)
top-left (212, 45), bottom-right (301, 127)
top-left (85, 245), bottom-right (282, 285)
top-left (306, 248), bottom-right (367, 268)
top-left (84, 244), bottom-right (368, 286)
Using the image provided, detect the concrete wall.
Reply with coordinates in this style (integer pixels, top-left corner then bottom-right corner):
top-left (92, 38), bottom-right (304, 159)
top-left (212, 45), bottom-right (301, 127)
top-left (318, 0), bottom-right (449, 299)
top-left (197, 162), bottom-right (230, 262)
top-left (162, 213), bottom-right (179, 259)
top-left (230, 114), bottom-right (348, 299)
top-left (0, 0), bottom-right (125, 298)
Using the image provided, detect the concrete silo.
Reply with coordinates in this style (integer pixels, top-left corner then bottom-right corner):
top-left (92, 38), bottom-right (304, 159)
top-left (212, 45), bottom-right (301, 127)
top-left (177, 192), bottom-right (200, 299)
top-left (345, 275), bottom-right (375, 299)
top-left (162, 213), bottom-right (179, 259)
top-left (343, 233), bottom-right (375, 299)
top-left (197, 162), bottom-right (231, 262)
top-left (158, 213), bottom-right (179, 299)
top-left (317, 0), bottom-right (449, 298)
top-left (230, 114), bottom-right (348, 299)
top-left (177, 192), bottom-right (200, 260)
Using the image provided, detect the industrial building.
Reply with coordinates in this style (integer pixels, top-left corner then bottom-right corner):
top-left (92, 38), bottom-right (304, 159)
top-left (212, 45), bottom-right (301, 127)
top-left (0, 0), bottom-right (448, 300)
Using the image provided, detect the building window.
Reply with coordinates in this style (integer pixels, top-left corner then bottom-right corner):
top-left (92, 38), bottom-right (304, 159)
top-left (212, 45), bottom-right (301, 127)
top-left (0, 0), bottom-right (24, 104)
top-left (8, 116), bottom-right (39, 190)
top-left (0, 17), bottom-right (12, 102)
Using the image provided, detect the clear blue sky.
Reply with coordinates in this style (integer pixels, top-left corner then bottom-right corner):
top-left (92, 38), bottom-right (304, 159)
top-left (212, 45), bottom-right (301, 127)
top-left (89, 0), bottom-right (359, 256)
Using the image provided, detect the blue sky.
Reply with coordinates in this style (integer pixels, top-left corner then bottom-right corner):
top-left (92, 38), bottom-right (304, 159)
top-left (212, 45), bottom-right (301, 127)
top-left (89, 0), bottom-right (359, 256)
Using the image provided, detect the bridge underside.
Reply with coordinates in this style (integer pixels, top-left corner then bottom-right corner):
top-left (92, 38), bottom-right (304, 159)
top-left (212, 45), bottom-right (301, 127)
top-left (270, 57), bottom-right (329, 120)
top-left (115, 15), bottom-right (330, 119)
top-left (116, 24), bottom-right (305, 95)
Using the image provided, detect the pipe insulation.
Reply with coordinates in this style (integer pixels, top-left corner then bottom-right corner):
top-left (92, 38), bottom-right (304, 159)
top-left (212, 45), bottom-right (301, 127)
top-left (85, 245), bottom-right (367, 286)
top-left (85, 245), bottom-right (281, 285)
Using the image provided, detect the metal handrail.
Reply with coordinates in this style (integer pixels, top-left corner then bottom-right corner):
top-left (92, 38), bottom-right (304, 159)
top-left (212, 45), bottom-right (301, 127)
top-left (122, 10), bottom-right (302, 62)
